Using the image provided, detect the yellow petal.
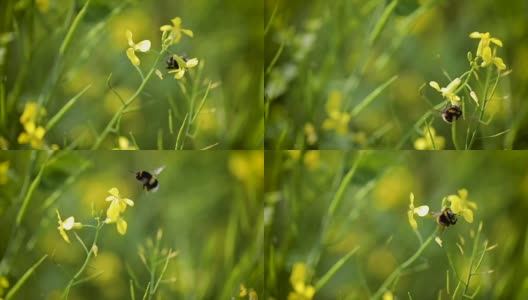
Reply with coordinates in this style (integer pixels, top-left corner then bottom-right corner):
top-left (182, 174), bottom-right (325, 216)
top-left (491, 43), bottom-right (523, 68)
top-left (126, 48), bottom-right (140, 66)
top-left (171, 17), bottom-right (182, 26)
top-left (123, 198), bottom-right (134, 207)
top-left (409, 192), bottom-right (415, 207)
top-left (160, 25), bottom-right (172, 32)
top-left (462, 209), bottom-right (474, 223)
top-left (408, 210), bottom-right (417, 229)
top-left (62, 217), bottom-right (75, 230)
top-left (117, 218), bottom-right (127, 235)
top-left (174, 69), bottom-right (185, 79)
top-left (458, 189), bottom-right (468, 200)
top-left (490, 38), bottom-right (503, 47)
top-left (413, 138), bottom-right (427, 150)
top-left (494, 57), bottom-right (506, 70)
top-left (17, 132), bottom-right (30, 144)
top-left (155, 69), bottom-right (163, 80)
top-left (34, 126), bottom-right (46, 139)
top-left (414, 205), bottom-right (430, 217)
top-left (106, 202), bottom-right (121, 220)
top-left (429, 81), bottom-right (441, 92)
top-left (304, 285), bottom-right (315, 298)
top-left (134, 40), bottom-right (151, 52)
top-left (108, 188), bottom-right (119, 197)
top-left (125, 30), bottom-right (134, 47)
top-left (181, 29), bottom-right (194, 38)
top-left (59, 228), bottom-right (71, 243)
top-left (469, 32), bottom-right (482, 38)
top-left (185, 58), bottom-right (199, 68)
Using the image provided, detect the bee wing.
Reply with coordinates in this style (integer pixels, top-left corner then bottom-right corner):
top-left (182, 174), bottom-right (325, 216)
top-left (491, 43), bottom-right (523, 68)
top-left (151, 166), bottom-right (165, 175)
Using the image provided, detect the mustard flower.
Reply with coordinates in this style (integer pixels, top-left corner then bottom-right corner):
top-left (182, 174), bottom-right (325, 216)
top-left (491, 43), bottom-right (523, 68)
top-left (0, 161), bottom-right (9, 184)
top-left (407, 193), bottom-right (429, 229)
top-left (112, 136), bottom-right (137, 150)
top-left (447, 189), bottom-right (477, 223)
top-left (17, 122), bottom-right (46, 149)
top-left (126, 30), bottom-right (151, 66)
top-left (414, 126), bottom-right (445, 150)
top-left (481, 46), bottom-right (506, 70)
top-left (0, 276), bottom-right (9, 298)
top-left (288, 263), bottom-right (315, 300)
top-left (106, 213), bottom-right (128, 235)
top-left (105, 187), bottom-right (134, 221)
top-left (160, 17), bottom-right (194, 44)
top-left (429, 78), bottom-right (461, 105)
top-left (469, 32), bottom-right (503, 57)
top-left (56, 210), bottom-right (83, 243)
top-left (19, 102), bottom-right (45, 125)
top-left (469, 32), bottom-right (506, 70)
top-left (239, 284), bottom-right (248, 297)
top-left (322, 90), bottom-right (350, 135)
top-left (167, 55), bottom-right (199, 79)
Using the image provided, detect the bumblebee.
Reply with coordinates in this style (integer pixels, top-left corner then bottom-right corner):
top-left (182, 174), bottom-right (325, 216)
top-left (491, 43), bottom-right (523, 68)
top-left (441, 105), bottom-right (463, 124)
top-left (135, 166), bottom-right (164, 192)
top-left (166, 54), bottom-right (188, 70)
top-left (434, 207), bottom-right (458, 228)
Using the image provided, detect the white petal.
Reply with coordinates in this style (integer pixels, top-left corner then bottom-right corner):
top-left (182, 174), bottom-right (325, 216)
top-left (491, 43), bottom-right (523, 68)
top-left (414, 205), bottom-right (430, 216)
top-left (135, 40), bottom-right (151, 52)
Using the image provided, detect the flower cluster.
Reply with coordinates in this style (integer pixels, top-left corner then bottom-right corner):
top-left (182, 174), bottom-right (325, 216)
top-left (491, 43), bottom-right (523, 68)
top-left (470, 32), bottom-right (506, 70)
top-left (0, 161), bottom-right (9, 184)
top-left (17, 102), bottom-right (46, 149)
top-left (125, 17), bottom-right (198, 80)
top-left (104, 187), bottom-right (134, 235)
top-left (413, 125), bottom-right (445, 150)
top-left (112, 136), bottom-right (137, 150)
top-left (288, 263), bottom-right (315, 300)
top-left (407, 189), bottom-right (477, 230)
top-left (322, 91), bottom-right (350, 135)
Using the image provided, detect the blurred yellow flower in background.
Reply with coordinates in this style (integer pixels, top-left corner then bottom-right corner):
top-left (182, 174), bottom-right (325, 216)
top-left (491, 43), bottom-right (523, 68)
top-left (112, 136), bottom-right (137, 150)
top-left (447, 189), bottom-right (477, 223)
top-left (125, 30), bottom-right (151, 66)
top-left (322, 90), bottom-right (351, 135)
top-left (0, 276), bottom-right (9, 298)
top-left (288, 263), bottom-right (315, 300)
top-left (0, 161), bottom-right (9, 184)
top-left (18, 122), bottom-right (46, 149)
top-left (19, 102), bottom-right (45, 125)
top-left (414, 126), bottom-right (445, 150)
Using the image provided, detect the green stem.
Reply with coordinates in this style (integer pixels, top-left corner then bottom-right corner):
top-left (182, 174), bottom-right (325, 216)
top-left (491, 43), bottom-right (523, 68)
top-left (371, 231), bottom-right (436, 299)
top-left (63, 222), bottom-right (104, 299)
top-left (91, 50), bottom-right (166, 150)
top-left (4, 255), bottom-right (48, 300)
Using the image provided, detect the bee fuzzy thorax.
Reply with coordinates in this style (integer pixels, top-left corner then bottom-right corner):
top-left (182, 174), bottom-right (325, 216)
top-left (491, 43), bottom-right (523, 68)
top-left (135, 167), bottom-right (164, 192)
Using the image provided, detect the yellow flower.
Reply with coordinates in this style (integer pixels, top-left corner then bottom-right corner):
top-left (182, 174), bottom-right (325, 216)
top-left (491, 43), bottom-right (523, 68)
top-left (106, 214), bottom-right (128, 235)
top-left (383, 291), bottom-right (394, 300)
top-left (288, 263), bottom-right (315, 300)
top-left (105, 187), bottom-right (134, 221)
top-left (0, 161), bottom-right (9, 185)
top-left (447, 189), bottom-right (477, 223)
top-left (249, 289), bottom-right (258, 300)
top-left (481, 46), bottom-right (506, 70)
top-left (56, 210), bottom-right (83, 243)
top-left (167, 55), bottom-right (199, 79)
top-left (0, 276), bottom-right (9, 297)
top-left (112, 136), bottom-right (137, 150)
top-left (17, 122), bottom-right (46, 149)
top-left (407, 193), bottom-right (429, 229)
top-left (19, 102), bottom-right (46, 125)
top-left (126, 30), bottom-right (151, 66)
top-left (322, 90), bottom-right (350, 135)
top-left (414, 126), bottom-right (445, 150)
top-left (469, 32), bottom-right (503, 57)
top-left (160, 17), bottom-right (194, 44)
top-left (429, 78), bottom-right (461, 105)
top-left (239, 284), bottom-right (248, 297)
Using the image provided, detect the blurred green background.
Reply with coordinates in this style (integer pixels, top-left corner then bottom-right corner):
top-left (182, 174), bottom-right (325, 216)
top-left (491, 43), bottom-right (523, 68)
top-left (0, 0), bottom-right (263, 149)
top-left (0, 150), bottom-right (263, 299)
top-left (265, 0), bottom-right (528, 149)
top-left (265, 151), bottom-right (528, 299)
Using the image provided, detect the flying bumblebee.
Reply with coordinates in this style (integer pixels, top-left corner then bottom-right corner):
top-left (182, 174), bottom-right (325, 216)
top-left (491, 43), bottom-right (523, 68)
top-left (432, 207), bottom-right (458, 229)
top-left (135, 166), bottom-right (165, 192)
top-left (441, 104), bottom-right (463, 124)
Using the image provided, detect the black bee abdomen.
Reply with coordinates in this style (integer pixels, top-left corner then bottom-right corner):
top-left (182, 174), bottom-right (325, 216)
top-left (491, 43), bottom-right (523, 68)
top-left (442, 105), bottom-right (463, 124)
top-left (439, 208), bottom-right (457, 226)
top-left (166, 56), bottom-right (180, 70)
